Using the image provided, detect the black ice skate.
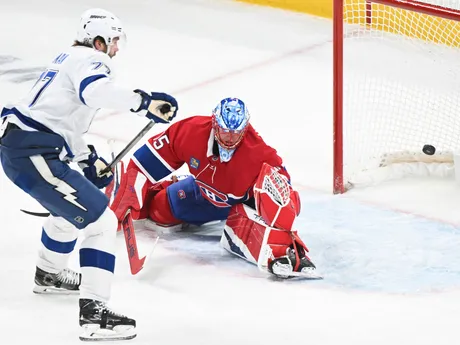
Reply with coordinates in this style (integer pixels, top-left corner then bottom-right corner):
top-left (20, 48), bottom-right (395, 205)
top-left (79, 299), bottom-right (136, 341)
top-left (33, 266), bottom-right (81, 294)
top-left (268, 245), bottom-right (322, 280)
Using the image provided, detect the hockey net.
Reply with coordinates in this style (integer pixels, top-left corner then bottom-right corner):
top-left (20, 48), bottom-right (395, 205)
top-left (333, 0), bottom-right (460, 193)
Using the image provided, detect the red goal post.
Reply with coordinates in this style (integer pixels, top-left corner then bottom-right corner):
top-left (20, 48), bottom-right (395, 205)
top-left (333, 0), bottom-right (460, 194)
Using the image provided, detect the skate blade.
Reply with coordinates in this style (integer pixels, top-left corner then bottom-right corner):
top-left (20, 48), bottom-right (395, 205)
top-left (79, 324), bottom-right (136, 341)
top-left (33, 285), bottom-right (79, 295)
top-left (261, 263), bottom-right (324, 280)
top-left (286, 269), bottom-right (324, 280)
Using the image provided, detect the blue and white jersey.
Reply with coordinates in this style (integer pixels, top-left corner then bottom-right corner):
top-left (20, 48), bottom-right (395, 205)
top-left (1, 46), bottom-right (142, 162)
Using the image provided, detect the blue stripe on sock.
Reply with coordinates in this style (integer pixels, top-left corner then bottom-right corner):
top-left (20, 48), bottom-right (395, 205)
top-left (41, 228), bottom-right (77, 254)
top-left (79, 248), bottom-right (115, 273)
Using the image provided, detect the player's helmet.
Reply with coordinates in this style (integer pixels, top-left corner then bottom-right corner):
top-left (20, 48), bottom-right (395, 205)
top-left (76, 9), bottom-right (125, 49)
top-left (212, 98), bottom-right (250, 150)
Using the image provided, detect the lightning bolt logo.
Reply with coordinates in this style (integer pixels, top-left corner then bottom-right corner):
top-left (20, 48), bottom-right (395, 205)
top-left (54, 183), bottom-right (87, 211)
top-left (30, 155), bottom-right (87, 211)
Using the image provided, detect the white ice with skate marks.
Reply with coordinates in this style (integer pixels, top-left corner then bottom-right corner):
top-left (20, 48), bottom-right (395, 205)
top-left (2, 0), bottom-right (460, 344)
top-left (126, 189), bottom-right (460, 294)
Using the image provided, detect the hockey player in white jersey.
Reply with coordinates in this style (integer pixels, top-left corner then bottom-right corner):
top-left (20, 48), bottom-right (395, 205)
top-left (0, 8), bottom-right (177, 341)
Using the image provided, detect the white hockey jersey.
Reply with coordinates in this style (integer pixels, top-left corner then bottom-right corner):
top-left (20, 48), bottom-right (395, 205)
top-left (1, 46), bottom-right (142, 162)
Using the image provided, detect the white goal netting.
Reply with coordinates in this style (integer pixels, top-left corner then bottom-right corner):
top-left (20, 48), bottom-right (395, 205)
top-left (341, 0), bottom-right (460, 187)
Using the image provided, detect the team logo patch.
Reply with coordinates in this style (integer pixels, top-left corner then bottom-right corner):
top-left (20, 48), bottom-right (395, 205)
top-left (190, 157), bottom-right (200, 169)
top-left (195, 180), bottom-right (230, 207)
top-left (178, 190), bottom-right (186, 199)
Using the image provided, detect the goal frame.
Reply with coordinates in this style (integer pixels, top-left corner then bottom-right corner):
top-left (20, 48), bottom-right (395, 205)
top-left (333, 0), bottom-right (460, 194)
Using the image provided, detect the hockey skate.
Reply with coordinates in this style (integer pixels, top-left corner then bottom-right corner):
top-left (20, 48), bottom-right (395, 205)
top-left (268, 245), bottom-right (322, 280)
top-left (33, 266), bottom-right (81, 294)
top-left (79, 299), bottom-right (136, 341)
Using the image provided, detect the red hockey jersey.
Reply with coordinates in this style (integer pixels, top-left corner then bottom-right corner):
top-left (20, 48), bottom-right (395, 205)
top-left (129, 115), bottom-right (290, 207)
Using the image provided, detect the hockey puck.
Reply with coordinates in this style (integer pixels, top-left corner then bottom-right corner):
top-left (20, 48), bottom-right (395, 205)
top-left (422, 144), bottom-right (436, 155)
top-left (160, 103), bottom-right (171, 114)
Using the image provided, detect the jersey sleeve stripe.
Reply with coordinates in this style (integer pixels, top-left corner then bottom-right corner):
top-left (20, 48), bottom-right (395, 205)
top-left (131, 155), bottom-right (156, 183)
top-left (79, 74), bottom-right (107, 105)
top-left (132, 143), bottom-right (174, 182)
top-left (145, 141), bottom-right (175, 172)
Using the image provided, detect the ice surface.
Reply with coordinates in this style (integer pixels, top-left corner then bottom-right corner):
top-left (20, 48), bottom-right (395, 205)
top-left (1, 0), bottom-right (460, 344)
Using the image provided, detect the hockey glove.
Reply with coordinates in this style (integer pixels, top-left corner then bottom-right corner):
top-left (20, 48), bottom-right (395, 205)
top-left (131, 89), bottom-right (178, 124)
top-left (78, 145), bottom-right (114, 189)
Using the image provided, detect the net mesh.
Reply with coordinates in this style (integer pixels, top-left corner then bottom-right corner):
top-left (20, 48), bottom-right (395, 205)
top-left (342, 0), bottom-right (460, 184)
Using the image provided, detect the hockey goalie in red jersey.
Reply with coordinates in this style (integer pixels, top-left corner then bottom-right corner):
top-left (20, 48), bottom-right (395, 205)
top-left (109, 97), bottom-right (317, 278)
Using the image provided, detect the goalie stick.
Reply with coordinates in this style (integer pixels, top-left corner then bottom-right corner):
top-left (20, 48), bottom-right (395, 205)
top-left (121, 209), bottom-right (146, 275)
top-left (108, 140), bottom-right (153, 275)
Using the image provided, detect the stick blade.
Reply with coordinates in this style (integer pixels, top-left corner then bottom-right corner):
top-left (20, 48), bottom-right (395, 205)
top-left (129, 256), bottom-right (146, 275)
top-left (122, 211), bottom-right (146, 275)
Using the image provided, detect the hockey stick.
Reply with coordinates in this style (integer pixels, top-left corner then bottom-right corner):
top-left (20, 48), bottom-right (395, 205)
top-left (100, 121), bottom-right (155, 175)
top-left (20, 121), bottom-right (157, 217)
top-left (19, 209), bottom-right (51, 217)
top-left (121, 209), bottom-right (146, 275)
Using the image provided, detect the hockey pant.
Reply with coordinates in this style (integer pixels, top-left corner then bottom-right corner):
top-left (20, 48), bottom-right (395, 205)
top-left (0, 126), bottom-right (117, 302)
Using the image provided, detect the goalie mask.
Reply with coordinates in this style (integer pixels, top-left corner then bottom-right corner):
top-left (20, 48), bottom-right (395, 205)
top-left (212, 98), bottom-right (250, 162)
top-left (76, 8), bottom-right (126, 55)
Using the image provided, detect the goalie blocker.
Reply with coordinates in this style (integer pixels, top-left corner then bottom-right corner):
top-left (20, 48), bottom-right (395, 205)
top-left (109, 162), bottom-right (316, 278)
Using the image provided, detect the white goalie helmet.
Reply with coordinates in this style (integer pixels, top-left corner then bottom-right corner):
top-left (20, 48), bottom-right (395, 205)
top-left (76, 8), bottom-right (125, 49)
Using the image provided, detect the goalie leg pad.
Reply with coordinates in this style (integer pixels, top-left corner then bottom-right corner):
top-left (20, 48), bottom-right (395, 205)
top-left (254, 163), bottom-right (301, 230)
top-left (221, 204), bottom-right (311, 270)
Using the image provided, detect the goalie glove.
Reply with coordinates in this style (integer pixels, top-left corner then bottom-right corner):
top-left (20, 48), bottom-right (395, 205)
top-left (109, 162), bottom-right (151, 222)
top-left (108, 162), bottom-right (178, 229)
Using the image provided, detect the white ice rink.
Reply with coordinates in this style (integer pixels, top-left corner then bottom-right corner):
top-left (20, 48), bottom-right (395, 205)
top-left (1, 0), bottom-right (460, 343)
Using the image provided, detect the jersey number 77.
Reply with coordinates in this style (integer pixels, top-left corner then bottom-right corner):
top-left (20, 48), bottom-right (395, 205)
top-left (28, 69), bottom-right (59, 108)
